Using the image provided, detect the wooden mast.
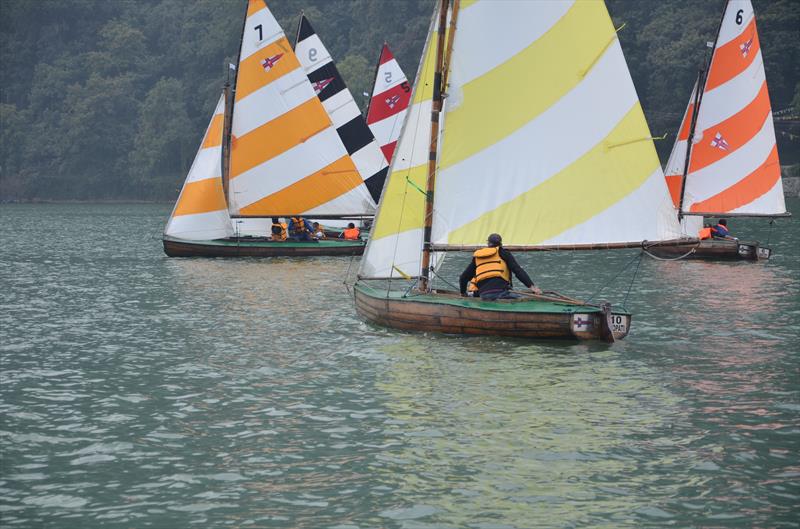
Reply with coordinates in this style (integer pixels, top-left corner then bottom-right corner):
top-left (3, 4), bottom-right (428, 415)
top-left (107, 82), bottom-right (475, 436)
top-left (677, 0), bottom-right (729, 220)
top-left (222, 0), bottom-right (248, 204)
top-left (420, 0), bottom-right (453, 292)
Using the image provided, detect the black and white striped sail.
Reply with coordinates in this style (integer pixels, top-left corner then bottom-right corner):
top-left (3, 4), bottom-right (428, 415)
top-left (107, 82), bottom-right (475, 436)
top-left (294, 15), bottom-right (389, 203)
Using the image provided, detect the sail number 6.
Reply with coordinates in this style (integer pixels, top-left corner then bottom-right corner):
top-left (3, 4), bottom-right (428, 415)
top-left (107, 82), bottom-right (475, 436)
top-left (735, 9), bottom-right (743, 24)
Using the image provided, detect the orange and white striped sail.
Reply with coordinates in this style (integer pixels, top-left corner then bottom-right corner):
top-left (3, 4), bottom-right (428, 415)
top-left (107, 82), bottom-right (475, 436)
top-left (164, 95), bottom-right (233, 241)
top-left (677, 0), bottom-right (786, 216)
top-left (361, 0), bottom-right (682, 279)
top-left (227, 0), bottom-right (374, 217)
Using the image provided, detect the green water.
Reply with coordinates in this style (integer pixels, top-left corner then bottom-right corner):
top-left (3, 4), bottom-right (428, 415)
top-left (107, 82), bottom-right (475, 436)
top-left (1, 201), bottom-right (798, 528)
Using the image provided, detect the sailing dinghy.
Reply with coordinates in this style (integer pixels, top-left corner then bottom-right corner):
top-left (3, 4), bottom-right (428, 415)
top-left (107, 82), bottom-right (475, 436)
top-left (653, 0), bottom-right (790, 261)
top-left (354, 0), bottom-right (686, 342)
top-left (163, 0), bottom-right (375, 257)
top-left (365, 43), bottom-right (412, 165)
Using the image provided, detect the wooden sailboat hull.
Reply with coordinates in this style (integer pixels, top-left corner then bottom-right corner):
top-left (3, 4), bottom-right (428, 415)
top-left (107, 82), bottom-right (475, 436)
top-left (354, 283), bottom-right (631, 342)
top-left (163, 236), bottom-right (365, 257)
top-left (647, 239), bottom-right (771, 261)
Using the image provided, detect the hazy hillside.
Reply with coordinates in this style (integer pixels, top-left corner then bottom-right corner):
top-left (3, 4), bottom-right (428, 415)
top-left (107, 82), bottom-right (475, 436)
top-left (0, 0), bottom-right (797, 201)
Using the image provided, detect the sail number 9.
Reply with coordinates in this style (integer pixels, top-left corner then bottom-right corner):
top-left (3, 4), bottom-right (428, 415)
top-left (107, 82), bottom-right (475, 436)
top-left (610, 315), bottom-right (627, 333)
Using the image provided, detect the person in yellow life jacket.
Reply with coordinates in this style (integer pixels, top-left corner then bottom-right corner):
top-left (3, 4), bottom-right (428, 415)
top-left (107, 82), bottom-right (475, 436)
top-left (312, 222), bottom-right (326, 239)
top-left (339, 222), bottom-right (360, 240)
top-left (270, 217), bottom-right (287, 241)
top-left (459, 233), bottom-right (542, 300)
top-left (288, 217), bottom-right (313, 241)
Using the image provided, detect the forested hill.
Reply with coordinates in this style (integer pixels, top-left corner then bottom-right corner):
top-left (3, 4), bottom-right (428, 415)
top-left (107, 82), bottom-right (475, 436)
top-left (1, 0), bottom-right (798, 202)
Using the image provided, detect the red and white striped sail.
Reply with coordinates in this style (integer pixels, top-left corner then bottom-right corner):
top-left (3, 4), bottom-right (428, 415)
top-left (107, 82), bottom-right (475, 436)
top-left (365, 44), bottom-right (411, 164)
top-left (675, 0), bottom-right (786, 216)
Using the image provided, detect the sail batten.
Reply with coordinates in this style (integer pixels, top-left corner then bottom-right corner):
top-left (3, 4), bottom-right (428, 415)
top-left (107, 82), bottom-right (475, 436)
top-left (675, 0), bottom-right (786, 217)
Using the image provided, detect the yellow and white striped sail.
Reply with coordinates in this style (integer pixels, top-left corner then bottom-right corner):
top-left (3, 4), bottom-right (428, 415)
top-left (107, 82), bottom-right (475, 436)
top-left (164, 94), bottom-right (233, 240)
top-left (359, 6), bottom-right (441, 279)
top-left (361, 0), bottom-right (682, 279)
top-left (434, 0), bottom-right (681, 247)
top-left (227, 0), bottom-right (374, 217)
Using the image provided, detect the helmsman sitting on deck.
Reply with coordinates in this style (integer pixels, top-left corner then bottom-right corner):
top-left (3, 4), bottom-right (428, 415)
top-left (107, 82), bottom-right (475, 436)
top-left (270, 217), bottom-right (287, 241)
top-left (459, 233), bottom-right (542, 301)
top-left (710, 219), bottom-right (737, 240)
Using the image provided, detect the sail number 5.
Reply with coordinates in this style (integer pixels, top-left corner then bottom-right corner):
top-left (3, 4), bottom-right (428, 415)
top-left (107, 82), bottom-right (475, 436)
top-left (610, 315), bottom-right (627, 333)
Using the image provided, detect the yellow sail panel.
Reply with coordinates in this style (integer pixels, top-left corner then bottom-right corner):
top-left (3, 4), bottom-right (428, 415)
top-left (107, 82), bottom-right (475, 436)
top-left (446, 103), bottom-right (661, 244)
top-left (440, 1), bottom-right (610, 170)
top-left (227, 0), bottom-right (374, 216)
top-left (164, 94), bottom-right (233, 241)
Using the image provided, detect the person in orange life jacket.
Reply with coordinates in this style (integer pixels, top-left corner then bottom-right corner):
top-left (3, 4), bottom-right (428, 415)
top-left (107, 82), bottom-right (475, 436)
top-left (288, 217), bottom-right (314, 241)
top-left (459, 233), bottom-right (542, 300)
top-left (710, 218), bottom-right (737, 240)
top-left (339, 222), bottom-right (360, 240)
top-left (270, 217), bottom-right (287, 241)
top-left (698, 225), bottom-right (713, 240)
top-left (312, 222), bottom-right (326, 239)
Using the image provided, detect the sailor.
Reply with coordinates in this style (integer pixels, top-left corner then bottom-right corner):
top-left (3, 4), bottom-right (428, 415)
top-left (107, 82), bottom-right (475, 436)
top-left (710, 219), bottom-right (736, 240)
top-left (312, 222), bottom-right (326, 239)
top-left (698, 225), bottom-right (713, 240)
top-left (340, 222), bottom-right (360, 240)
top-left (270, 217), bottom-right (287, 241)
top-left (459, 233), bottom-right (542, 300)
top-left (288, 217), bottom-right (314, 241)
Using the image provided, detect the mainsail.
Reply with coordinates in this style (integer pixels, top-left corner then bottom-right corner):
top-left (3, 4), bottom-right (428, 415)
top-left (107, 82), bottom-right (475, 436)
top-left (366, 44), bottom-right (412, 165)
top-left (360, 0), bottom-right (683, 280)
top-left (294, 15), bottom-right (389, 204)
top-left (674, 0), bottom-right (786, 216)
top-left (226, 0), bottom-right (375, 217)
top-left (164, 95), bottom-right (233, 240)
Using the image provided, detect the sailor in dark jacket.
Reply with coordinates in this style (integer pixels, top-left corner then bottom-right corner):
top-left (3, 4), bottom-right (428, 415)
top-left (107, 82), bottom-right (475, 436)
top-left (459, 233), bottom-right (542, 300)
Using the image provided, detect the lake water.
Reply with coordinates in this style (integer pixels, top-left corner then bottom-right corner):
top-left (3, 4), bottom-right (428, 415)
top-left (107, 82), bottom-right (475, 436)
top-left (1, 201), bottom-right (798, 528)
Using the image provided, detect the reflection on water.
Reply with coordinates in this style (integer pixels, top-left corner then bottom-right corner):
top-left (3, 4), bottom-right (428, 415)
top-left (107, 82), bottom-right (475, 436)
top-left (1, 202), bottom-right (798, 528)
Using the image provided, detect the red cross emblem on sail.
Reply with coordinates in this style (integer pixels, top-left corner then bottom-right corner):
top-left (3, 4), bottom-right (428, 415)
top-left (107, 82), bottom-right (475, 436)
top-left (312, 77), bottom-right (335, 94)
top-left (711, 132), bottom-right (729, 151)
top-left (385, 94), bottom-right (400, 109)
top-left (739, 37), bottom-right (753, 58)
top-left (261, 53), bottom-right (284, 72)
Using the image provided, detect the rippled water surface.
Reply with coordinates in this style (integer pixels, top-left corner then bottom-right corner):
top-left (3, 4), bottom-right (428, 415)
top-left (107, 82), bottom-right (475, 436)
top-left (1, 202), bottom-right (798, 528)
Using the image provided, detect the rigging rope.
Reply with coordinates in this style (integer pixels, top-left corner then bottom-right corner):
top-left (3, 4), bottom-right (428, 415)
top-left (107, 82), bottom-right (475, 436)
top-left (584, 250), bottom-right (643, 305)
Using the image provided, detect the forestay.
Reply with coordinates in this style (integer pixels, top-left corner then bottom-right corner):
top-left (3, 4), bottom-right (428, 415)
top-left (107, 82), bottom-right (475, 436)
top-left (295, 15), bottom-right (388, 204)
top-left (164, 95), bottom-right (233, 240)
top-left (677, 0), bottom-right (786, 216)
top-left (360, 0), bottom-right (682, 280)
top-left (227, 0), bottom-right (374, 217)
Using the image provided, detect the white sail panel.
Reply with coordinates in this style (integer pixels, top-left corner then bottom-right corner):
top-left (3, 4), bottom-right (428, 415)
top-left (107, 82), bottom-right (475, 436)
top-left (164, 95), bottom-right (233, 241)
top-left (433, 0), bottom-right (681, 247)
top-left (227, 0), bottom-right (373, 217)
top-left (663, 80), bottom-right (697, 209)
top-left (680, 0), bottom-right (785, 215)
